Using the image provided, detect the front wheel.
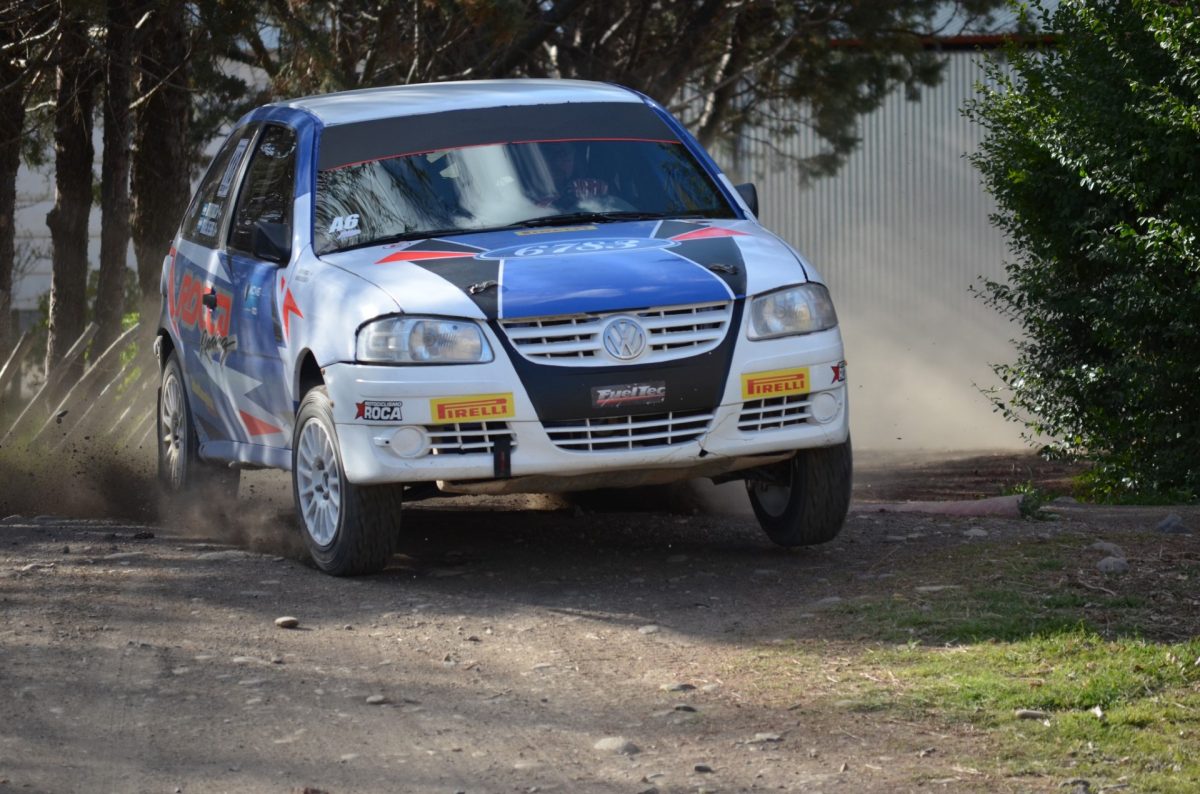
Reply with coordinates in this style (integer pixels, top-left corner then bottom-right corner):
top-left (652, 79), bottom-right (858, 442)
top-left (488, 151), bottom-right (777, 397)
top-left (746, 440), bottom-right (852, 547)
top-left (292, 387), bottom-right (400, 576)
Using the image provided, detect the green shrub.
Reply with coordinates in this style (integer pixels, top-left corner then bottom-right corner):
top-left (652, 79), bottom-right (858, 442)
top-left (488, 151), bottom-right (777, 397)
top-left (967, 1), bottom-right (1200, 501)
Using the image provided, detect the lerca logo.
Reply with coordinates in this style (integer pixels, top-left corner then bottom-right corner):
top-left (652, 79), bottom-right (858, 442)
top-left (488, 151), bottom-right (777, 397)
top-left (430, 393), bottom-right (515, 424)
top-left (741, 368), bottom-right (810, 400)
top-left (355, 400), bottom-right (403, 422)
top-left (170, 268), bottom-right (231, 337)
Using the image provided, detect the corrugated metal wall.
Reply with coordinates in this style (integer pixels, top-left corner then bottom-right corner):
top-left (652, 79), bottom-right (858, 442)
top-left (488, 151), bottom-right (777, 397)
top-left (726, 53), bottom-right (1024, 450)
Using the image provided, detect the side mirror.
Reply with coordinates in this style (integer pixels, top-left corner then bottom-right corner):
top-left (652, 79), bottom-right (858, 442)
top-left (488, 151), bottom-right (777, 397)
top-left (735, 182), bottom-right (759, 216)
top-left (252, 221), bottom-right (291, 264)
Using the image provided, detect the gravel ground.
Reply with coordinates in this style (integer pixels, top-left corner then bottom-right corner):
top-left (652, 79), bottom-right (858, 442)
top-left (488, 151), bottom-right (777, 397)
top-left (0, 455), bottom-right (1194, 794)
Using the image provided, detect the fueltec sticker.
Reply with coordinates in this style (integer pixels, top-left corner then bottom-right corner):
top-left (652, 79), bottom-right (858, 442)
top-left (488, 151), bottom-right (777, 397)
top-left (355, 400), bottom-right (404, 421)
top-left (741, 368), bottom-right (810, 399)
top-left (592, 382), bottom-right (666, 409)
top-left (429, 393), bottom-right (515, 423)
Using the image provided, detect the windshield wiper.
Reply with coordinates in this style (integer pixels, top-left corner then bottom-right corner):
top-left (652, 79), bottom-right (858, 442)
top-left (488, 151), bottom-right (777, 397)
top-left (332, 227), bottom-right (479, 253)
top-left (513, 209), bottom-right (740, 228)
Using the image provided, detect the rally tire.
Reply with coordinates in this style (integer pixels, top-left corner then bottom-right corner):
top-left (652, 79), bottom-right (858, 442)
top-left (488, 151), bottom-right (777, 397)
top-left (292, 386), bottom-right (400, 576)
top-left (746, 440), bottom-right (852, 548)
top-left (157, 351), bottom-right (240, 498)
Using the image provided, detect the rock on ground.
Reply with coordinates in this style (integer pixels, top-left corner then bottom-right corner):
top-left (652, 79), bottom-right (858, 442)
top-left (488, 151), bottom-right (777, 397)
top-left (593, 737), bottom-right (639, 755)
top-left (1088, 541), bottom-right (1125, 558)
top-left (1097, 556), bottom-right (1130, 574)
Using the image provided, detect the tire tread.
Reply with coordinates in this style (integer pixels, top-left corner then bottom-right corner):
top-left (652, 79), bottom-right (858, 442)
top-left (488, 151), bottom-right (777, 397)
top-left (749, 440), bottom-right (853, 547)
top-left (157, 352), bottom-right (240, 499)
top-left (294, 387), bottom-right (399, 576)
top-left (336, 481), bottom-right (401, 576)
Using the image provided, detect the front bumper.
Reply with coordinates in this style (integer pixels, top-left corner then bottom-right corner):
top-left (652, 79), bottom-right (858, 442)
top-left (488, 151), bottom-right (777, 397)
top-left (324, 328), bottom-right (848, 490)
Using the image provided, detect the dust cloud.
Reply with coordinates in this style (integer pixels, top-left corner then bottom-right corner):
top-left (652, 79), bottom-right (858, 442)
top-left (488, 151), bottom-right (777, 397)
top-left (839, 307), bottom-right (1025, 452)
top-left (691, 292), bottom-right (1029, 516)
top-left (0, 402), bottom-right (306, 559)
top-left (1, 287), bottom-right (1031, 532)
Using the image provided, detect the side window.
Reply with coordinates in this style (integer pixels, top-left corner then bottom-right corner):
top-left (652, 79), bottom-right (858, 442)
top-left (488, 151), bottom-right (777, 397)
top-left (229, 125), bottom-right (297, 254)
top-left (181, 127), bottom-right (255, 245)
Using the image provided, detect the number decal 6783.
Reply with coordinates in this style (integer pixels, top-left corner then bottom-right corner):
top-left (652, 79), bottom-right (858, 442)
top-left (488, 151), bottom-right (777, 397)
top-left (479, 238), bottom-right (674, 260)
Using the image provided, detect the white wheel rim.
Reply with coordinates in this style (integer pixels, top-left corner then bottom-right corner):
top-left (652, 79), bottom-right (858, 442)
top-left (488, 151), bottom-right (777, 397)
top-left (160, 371), bottom-right (187, 489)
top-left (296, 417), bottom-right (342, 547)
top-left (750, 480), bottom-right (791, 517)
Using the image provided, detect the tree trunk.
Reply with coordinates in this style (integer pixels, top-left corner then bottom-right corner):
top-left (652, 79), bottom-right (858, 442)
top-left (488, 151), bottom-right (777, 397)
top-left (95, 0), bottom-right (133, 354)
top-left (0, 79), bottom-right (23, 361)
top-left (45, 8), bottom-right (98, 376)
top-left (131, 1), bottom-right (190, 301)
top-left (695, 10), bottom-right (754, 151)
top-left (0, 5), bottom-right (32, 360)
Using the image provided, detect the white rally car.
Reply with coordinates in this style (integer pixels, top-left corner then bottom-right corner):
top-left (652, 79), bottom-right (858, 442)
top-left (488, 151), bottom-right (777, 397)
top-left (155, 79), bottom-right (851, 575)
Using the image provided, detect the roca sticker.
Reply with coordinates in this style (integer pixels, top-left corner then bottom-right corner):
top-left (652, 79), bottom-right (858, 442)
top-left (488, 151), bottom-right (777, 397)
top-left (355, 400), bottom-right (403, 421)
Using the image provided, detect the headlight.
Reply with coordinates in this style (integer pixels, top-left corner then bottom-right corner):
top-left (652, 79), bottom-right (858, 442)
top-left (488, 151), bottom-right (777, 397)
top-left (356, 316), bottom-right (493, 364)
top-left (748, 284), bottom-right (838, 340)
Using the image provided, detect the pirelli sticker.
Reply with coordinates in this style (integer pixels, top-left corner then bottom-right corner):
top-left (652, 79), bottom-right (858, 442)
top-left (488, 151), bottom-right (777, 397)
top-left (741, 367), bottom-right (810, 400)
top-left (429, 393), bottom-right (515, 424)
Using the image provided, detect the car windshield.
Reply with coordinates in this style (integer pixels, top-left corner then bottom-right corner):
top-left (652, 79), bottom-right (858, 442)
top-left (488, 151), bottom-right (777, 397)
top-left (313, 137), bottom-right (735, 255)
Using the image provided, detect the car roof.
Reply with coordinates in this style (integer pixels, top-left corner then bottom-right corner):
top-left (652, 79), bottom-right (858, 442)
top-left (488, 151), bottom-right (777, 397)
top-left (277, 79), bottom-right (645, 127)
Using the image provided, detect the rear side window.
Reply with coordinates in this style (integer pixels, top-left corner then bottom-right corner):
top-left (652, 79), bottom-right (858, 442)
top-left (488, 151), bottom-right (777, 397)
top-left (180, 127), bottom-right (255, 245)
top-left (229, 125), bottom-right (297, 254)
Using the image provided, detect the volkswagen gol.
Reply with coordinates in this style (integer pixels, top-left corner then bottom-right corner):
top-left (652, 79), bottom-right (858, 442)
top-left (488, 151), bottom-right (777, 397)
top-left (155, 80), bottom-right (851, 575)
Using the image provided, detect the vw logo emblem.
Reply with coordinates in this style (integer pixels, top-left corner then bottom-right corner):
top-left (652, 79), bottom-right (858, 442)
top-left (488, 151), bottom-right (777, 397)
top-left (602, 317), bottom-right (647, 361)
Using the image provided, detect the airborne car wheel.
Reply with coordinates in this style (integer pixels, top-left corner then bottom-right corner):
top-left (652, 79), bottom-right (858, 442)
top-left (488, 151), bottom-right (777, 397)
top-left (157, 351), bottom-right (240, 497)
top-left (292, 387), bottom-right (400, 576)
top-left (746, 439), bottom-right (852, 547)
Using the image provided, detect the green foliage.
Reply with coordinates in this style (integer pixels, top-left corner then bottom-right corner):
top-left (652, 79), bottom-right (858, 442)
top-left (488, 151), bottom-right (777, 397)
top-left (211, 0), bottom-right (1013, 183)
top-left (27, 266), bottom-right (142, 368)
top-left (967, 1), bottom-right (1200, 502)
top-left (1002, 480), bottom-right (1054, 518)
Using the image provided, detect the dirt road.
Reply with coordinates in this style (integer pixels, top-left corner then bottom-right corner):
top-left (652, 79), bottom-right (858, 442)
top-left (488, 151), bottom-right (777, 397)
top-left (1, 457), bottom-right (1194, 793)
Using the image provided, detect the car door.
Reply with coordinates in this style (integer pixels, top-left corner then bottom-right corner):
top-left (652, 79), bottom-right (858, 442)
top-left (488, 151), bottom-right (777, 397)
top-left (168, 124), bottom-right (257, 448)
top-left (217, 124), bottom-right (299, 454)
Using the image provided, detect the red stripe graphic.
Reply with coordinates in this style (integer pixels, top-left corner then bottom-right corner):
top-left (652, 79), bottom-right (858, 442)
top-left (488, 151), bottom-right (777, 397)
top-left (239, 409), bottom-right (282, 436)
top-left (280, 278), bottom-right (303, 340)
top-left (375, 250), bottom-right (474, 264)
top-left (670, 227), bottom-right (750, 242)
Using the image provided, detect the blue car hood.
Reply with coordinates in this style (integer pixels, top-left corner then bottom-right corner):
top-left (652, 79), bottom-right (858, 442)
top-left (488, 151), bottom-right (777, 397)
top-left (318, 218), bottom-right (813, 320)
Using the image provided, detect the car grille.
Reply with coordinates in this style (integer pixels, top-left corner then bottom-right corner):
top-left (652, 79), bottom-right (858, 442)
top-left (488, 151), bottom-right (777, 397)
top-left (426, 422), bottom-right (515, 455)
top-left (499, 302), bottom-right (732, 366)
top-left (738, 395), bottom-right (812, 432)
top-left (544, 410), bottom-right (712, 452)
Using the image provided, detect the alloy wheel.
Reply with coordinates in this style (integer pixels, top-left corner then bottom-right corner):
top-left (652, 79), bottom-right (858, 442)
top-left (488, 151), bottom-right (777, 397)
top-left (295, 418), bottom-right (343, 547)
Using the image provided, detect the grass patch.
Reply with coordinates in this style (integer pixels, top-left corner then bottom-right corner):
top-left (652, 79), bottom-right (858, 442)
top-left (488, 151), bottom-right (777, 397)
top-left (829, 579), bottom-right (1149, 645)
top-left (872, 632), bottom-right (1200, 792)
top-left (885, 632), bottom-right (1198, 716)
top-left (827, 536), bottom-right (1166, 645)
top-left (742, 631), bottom-right (1200, 791)
top-left (735, 534), bottom-right (1200, 790)
top-left (833, 590), bottom-right (1088, 644)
